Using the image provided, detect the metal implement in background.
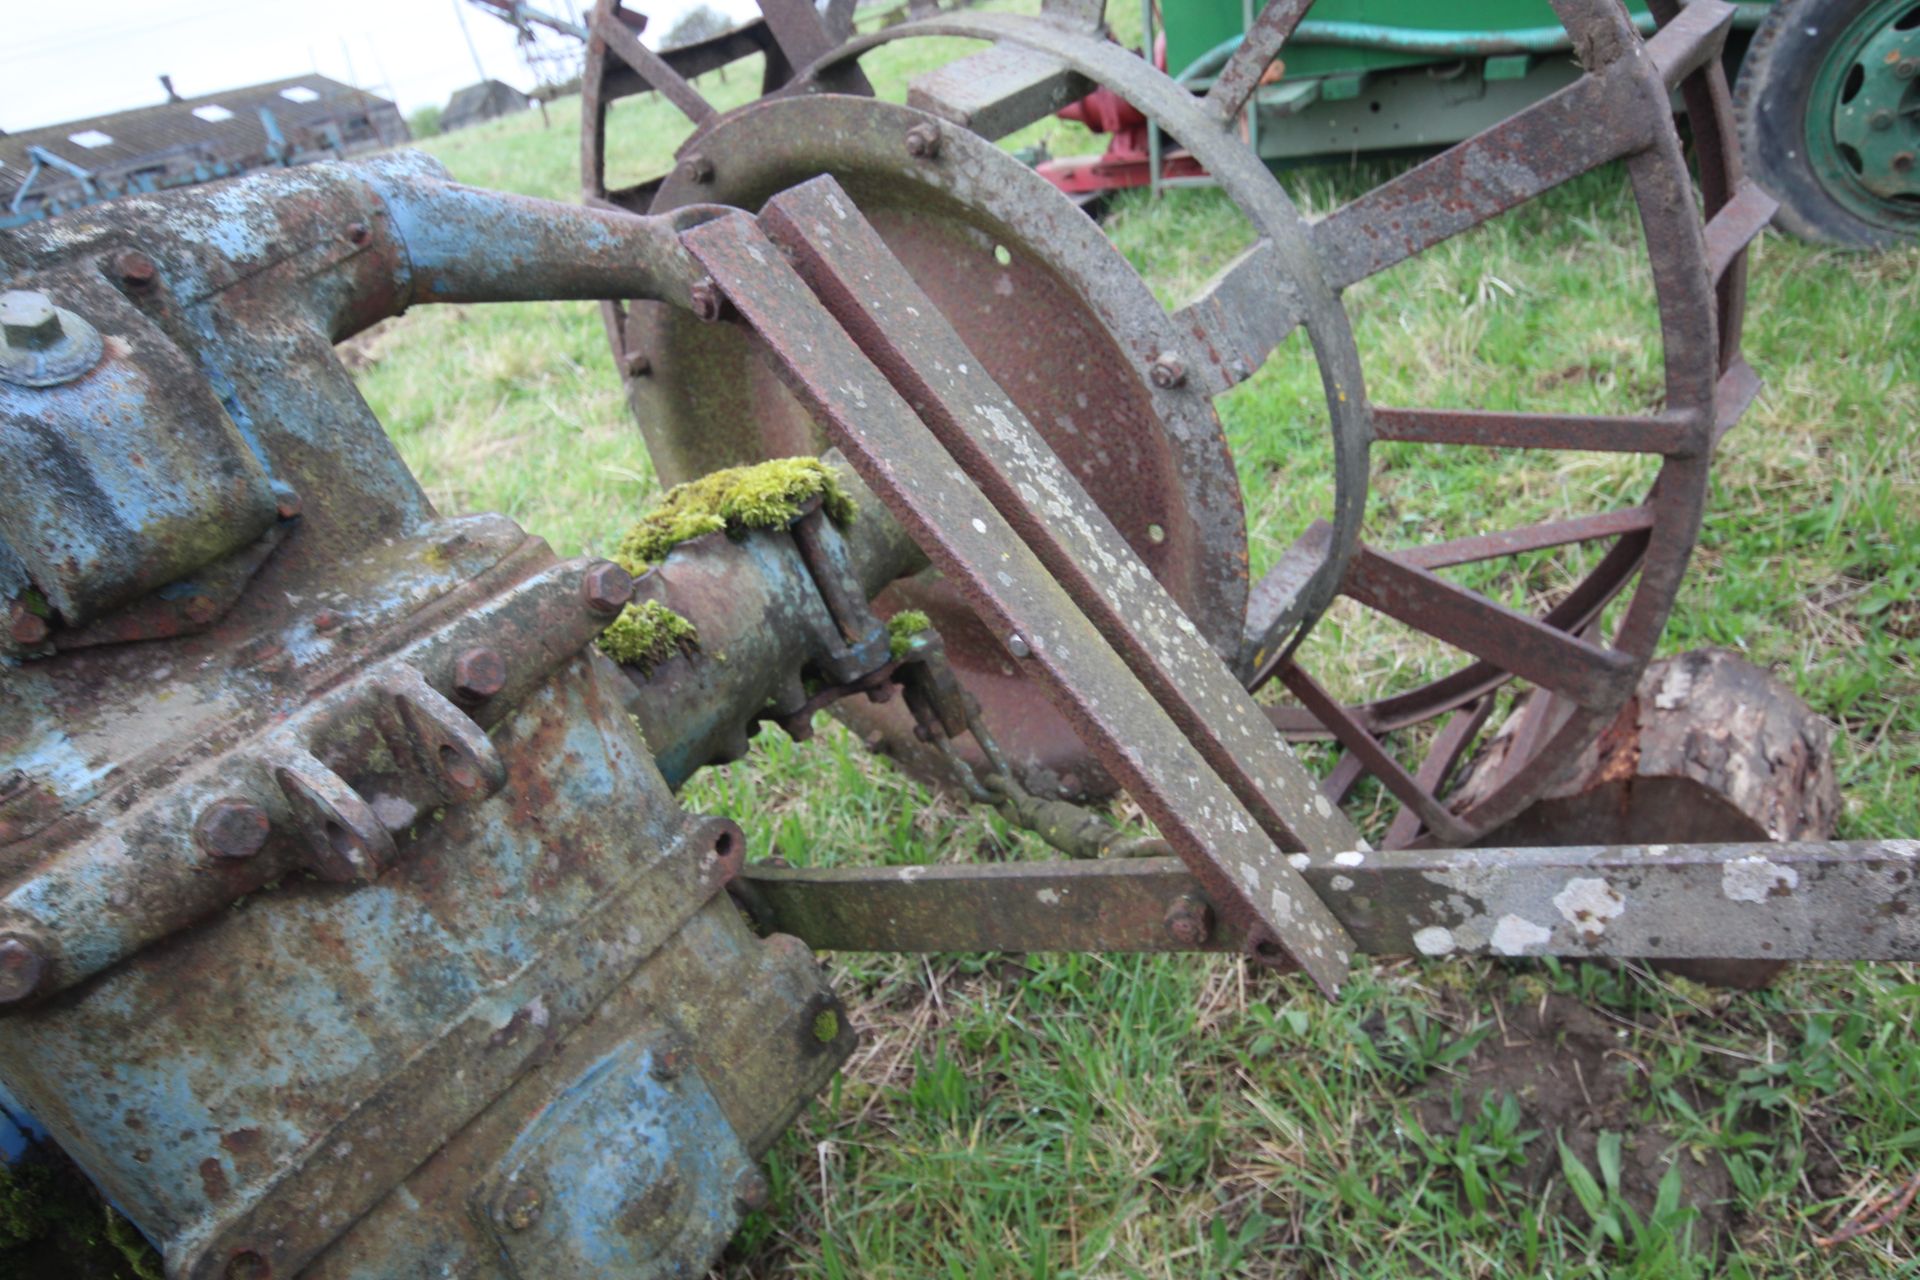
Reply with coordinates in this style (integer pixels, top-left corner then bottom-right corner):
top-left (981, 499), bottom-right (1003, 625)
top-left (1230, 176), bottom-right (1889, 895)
top-left (0, 0), bottom-right (1908, 1276)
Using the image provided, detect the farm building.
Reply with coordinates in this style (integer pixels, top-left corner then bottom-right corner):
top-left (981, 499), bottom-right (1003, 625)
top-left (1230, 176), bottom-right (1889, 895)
top-left (0, 75), bottom-right (408, 227)
top-left (442, 80), bottom-right (533, 131)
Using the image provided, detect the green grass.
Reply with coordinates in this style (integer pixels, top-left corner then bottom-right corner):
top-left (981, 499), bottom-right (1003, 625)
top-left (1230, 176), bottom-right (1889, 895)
top-left (352, 18), bottom-right (1920, 1277)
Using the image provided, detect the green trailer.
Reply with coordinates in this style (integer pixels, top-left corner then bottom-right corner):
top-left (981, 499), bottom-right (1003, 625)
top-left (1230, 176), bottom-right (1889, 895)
top-left (1084, 0), bottom-right (1917, 246)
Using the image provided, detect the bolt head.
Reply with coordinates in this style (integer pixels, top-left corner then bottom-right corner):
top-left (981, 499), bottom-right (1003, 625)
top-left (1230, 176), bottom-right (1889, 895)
top-left (345, 222), bottom-right (372, 247)
top-left (905, 121), bottom-right (942, 159)
top-left (496, 1183), bottom-right (544, 1232)
top-left (689, 279), bottom-right (727, 323)
top-left (8, 605), bottom-right (48, 646)
top-left (274, 489), bottom-right (303, 520)
top-left (1149, 353), bottom-right (1187, 390)
top-left (452, 647), bottom-right (509, 701)
top-left (0, 291), bottom-right (63, 351)
top-left (1006, 633), bottom-right (1031, 659)
top-left (1163, 895), bottom-right (1214, 947)
top-left (113, 250), bottom-right (158, 289)
top-left (1896, 59), bottom-right (1917, 81)
top-left (650, 1045), bottom-right (689, 1082)
top-left (196, 798), bottom-right (271, 861)
top-left (581, 561), bottom-right (634, 615)
top-left (733, 1166), bottom-right (771, 1214)
top-left (1894, 151), bottom-right (1916, 174)
top-left (681, 153), bottom-right (715, 183)
top-left (0, 935), bottom-right (47, 1004)
top-left (1870, 109), bottom-right (1896, 132)
top-left (183, 595), bottom-right (219, 626)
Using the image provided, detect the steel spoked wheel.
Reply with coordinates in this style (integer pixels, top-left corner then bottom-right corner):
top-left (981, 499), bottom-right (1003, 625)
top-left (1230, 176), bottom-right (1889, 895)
top-left (582, 0), bottom-right (1764, 845)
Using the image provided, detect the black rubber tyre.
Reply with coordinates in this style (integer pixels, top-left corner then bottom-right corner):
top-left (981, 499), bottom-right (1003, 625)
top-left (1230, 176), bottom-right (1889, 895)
top-left (1734, 0), bottom-right (1920, 248)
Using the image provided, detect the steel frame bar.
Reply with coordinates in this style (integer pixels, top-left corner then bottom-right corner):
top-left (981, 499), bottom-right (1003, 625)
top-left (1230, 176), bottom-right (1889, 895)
top-left (681, 203), bottom-right (1357, 994)
top-left (740, 840), bottom-right (1920, 963)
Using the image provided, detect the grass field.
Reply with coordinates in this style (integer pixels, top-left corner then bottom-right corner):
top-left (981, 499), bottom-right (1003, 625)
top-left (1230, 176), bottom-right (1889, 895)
top-left (354, 17), bottom-right (1920, 1277)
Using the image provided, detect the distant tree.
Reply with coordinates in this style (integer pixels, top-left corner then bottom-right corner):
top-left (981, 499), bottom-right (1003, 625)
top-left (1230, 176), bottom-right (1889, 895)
top-left (662, 3), bottom-right (731, 48)
top-left (409, 105), bottom-right (443, 137)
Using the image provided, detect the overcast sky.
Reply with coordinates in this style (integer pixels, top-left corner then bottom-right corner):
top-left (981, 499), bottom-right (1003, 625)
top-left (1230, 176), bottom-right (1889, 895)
top-left (0, 0), bottom-right (762, 131)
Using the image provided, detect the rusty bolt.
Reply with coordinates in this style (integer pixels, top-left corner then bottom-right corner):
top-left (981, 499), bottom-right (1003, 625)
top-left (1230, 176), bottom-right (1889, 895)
top-left (680, 152), bottom-right (715, 183)
top-left (650, 1045), bottom-right (690, 1082)
top-left (581, 561), bottom-right (633, 615)
top-left (196, 798), bottom-right (271, 861)
top-left (183, 595), bottom-right (219, 626)
top-left (452, 647), bottom-right (508, 701)
top-left (1894, 152), bottom-right (1916, 174)
top-left (733, 1166), bottom-right (771, 1215)
top-left (1871, 109), bottom-right (1896, 132)
top-left (312, 609), bottom-right (343, 633)
top-left (0, 935), bottom-right (47, 1005)
top-left (275, 489), bottom-right (302, 520)
top-left (496, 1183), bottom-right (544, 1232)
top-left (689, 278), bottom-right (727, 323)
top-left (1149, 352), bottom-right (1187, 390)
top-left (344, 221), bottom-right (372, 247)
top-left (905, 120), bottom-right (942, 159)
top-left (0, 291), bottom-right (62, 352)
top-left (8, 605), bottom-right (48, 647)
top-left (224, 1251), bottom-right (271, 1280)
top-left (1163, 895), bottom-right (1214, 947)
top-left (113, 250), bottom-right (158, 290)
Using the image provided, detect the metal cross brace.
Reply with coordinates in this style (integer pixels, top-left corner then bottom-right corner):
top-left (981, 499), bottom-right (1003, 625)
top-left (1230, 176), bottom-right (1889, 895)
top-left (681, 188), bottom-right (1357, 994)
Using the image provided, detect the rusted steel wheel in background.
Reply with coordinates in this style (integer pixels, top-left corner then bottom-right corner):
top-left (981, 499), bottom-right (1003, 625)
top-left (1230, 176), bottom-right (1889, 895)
top-left (581, 0), bottom-right (1768, 847)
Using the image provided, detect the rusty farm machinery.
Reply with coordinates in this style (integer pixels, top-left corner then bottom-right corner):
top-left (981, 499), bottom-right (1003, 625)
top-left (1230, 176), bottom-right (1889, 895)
top-left (0, 0), bottom-right (1912, 1275)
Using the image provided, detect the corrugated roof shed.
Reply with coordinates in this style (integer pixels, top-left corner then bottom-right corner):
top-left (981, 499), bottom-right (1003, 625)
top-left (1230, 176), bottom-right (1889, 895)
top-left (0, 75), bottom-right (407, 214)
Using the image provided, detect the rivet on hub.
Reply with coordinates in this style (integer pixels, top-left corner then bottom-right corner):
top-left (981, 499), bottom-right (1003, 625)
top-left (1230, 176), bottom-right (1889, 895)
top-left (905, 121), bottom-right (942, 159)
top-left (1006, 633), bottom-right (1032, 659)
top-left (1149, 352), bottom-right (1187, 390)
top-left (681, 152), bottom-right (715, 184)
top-left (196, 798), bottom-right (271, 861)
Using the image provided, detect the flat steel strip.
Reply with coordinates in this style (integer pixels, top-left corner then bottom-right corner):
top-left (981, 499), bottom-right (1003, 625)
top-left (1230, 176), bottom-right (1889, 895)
top-left (682, 210), bottom-right (1356, 995)
top-left (743, 840), bottom-right (1920, 962)
top-left (759, 176), bottom-right (1361, 855)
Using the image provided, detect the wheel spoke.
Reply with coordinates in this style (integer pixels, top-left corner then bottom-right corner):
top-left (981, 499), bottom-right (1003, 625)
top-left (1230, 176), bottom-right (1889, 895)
top-left (591, 4), bottom-right (716, 125)
top-left (1313, 67), bottom-right (1658, 289)
top-left (1704, 180), bottom-right (1777, 285)
top-left (1373, 406), bottom-right (1697, 455)
top-left (759, 0), bottom-right (873, 94)
top-left (1712, 357), bottom-right (1760, 447)
top-left (1393, 507), bottom-right (1654, 572)
top-left (1383, 697), bottom-right (1495, 848)
top-left (1278, 665), bottom-right (1472, 845)
top-left (1203, 0), bottom-right (1317, 124)
top-left (1645, 0), bottom-right (1736, 89)
top-left (1342, 545), bottom-right (1637, 710)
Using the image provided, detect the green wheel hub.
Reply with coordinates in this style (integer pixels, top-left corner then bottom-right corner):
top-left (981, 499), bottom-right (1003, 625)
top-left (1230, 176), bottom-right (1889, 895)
top-left (1811, 0), bottom-right (1920, 231)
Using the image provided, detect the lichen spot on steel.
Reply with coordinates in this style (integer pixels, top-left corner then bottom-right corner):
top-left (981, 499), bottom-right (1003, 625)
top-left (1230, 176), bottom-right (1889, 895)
top-left (1490, 915), bottom-right (1553, 957)
top-left (1722, 855), bottom-right (1799, 903)
top-left (1553, 878), bottom-right (1627, 935)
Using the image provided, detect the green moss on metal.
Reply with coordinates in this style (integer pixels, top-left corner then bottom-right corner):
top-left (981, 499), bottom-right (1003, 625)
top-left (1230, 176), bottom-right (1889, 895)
top-left (614, 457), bottom-right (856, 574)
top-left (598, 599), bottom-right (699, 673)
top-left (812, 1009), bottom-right (840, 1043)
top-left (886, 609), bottom-right (932, 660)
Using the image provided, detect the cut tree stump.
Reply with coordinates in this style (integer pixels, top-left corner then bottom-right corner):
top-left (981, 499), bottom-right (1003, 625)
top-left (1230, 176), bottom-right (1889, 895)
top-left (1462, 648), bottom-right (1840, 988)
